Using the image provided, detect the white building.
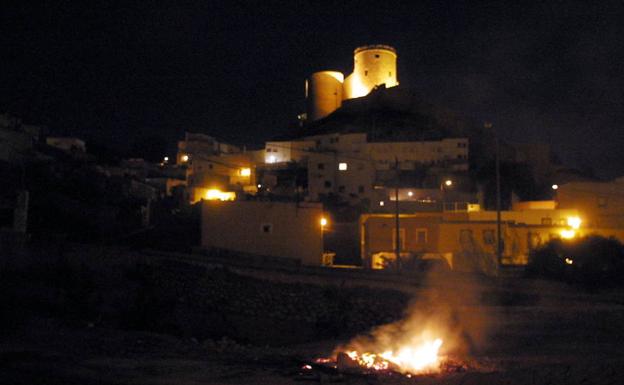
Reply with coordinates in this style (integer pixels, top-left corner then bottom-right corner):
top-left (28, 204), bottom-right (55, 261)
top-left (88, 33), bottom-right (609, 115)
top-left (261, 132), bottom-right (469, 204)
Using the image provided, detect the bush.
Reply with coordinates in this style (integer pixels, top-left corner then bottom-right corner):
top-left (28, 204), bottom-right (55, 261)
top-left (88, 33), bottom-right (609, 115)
top-left (527, 236), bottom-right (624, 288)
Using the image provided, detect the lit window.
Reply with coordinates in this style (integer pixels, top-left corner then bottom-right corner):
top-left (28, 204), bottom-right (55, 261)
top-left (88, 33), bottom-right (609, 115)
top-left (338, 162), bottom-right (348, 171)
top-left (239, 167), bottom-right (251, 177)
top-left (205, 189), bottom-right (236, 201)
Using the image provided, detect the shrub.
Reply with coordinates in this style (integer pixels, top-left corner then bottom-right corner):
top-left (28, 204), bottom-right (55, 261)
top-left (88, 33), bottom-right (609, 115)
top-left (527, 235), bottom-right (624, 288)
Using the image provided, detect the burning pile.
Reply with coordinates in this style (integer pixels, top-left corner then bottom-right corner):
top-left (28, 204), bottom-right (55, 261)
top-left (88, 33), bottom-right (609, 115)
top-left (338, 337), bottom-right (444, 373)
top-left (316, 333), bottom-right (446, 375)
top-left (310, 300), bottom-right (474, 377)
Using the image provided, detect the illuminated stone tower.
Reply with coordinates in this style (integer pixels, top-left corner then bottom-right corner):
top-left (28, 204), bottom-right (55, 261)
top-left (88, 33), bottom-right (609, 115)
top-left (305, 44), bottom-right (399, 121)
top-left (306, 71), bottom-right (344, 121)
top-left (343, 45), bottom-right (398, 100)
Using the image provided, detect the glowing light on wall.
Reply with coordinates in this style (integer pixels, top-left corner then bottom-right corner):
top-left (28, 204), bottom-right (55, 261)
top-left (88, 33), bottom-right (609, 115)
top-left (567, 216), bottom-right (581, 230)
top-left (205, 189), bottom-right (236, 201)
top-left (349, 76), bottom-right (370, 98)
top-left (320, 217), bottom-right (328, 227)
top-left (560, 229), bottom-right (576, 239)
top-left (267, 155), bottom-right (277, 164)
top-left (565, 257), bottom-right (574, 265)
top-left (338, 162), bottom-right (348, 171)
top-left (239, 167), bottom-right (251, 177)
top-left (181, 154), bottom-right (189, 162)
top-left (552, 184), bottom-right (559, 190)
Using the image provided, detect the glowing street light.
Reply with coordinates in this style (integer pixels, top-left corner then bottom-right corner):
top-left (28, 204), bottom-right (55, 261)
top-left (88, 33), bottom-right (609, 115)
top-left (560, 229), bottom-right (576, 239)
top-left (440, 179), bottom-right (453, 211)
top-left (567, 216), bottom-right (581, 230)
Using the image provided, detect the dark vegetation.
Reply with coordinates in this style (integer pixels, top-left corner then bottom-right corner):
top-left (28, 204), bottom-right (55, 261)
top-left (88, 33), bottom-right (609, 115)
top-left (0, 245), bottom-right (408, 346)
top-left (527, 235), bottom-right (624, 289)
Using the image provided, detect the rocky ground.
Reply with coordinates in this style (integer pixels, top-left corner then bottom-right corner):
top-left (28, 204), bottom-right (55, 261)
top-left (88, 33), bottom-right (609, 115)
top-left (2, 245), bottom-right (624, 384)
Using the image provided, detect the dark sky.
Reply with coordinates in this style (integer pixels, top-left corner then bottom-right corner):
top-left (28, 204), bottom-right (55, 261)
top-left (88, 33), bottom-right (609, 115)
top-left (2, 1), bottom-right (624, 177)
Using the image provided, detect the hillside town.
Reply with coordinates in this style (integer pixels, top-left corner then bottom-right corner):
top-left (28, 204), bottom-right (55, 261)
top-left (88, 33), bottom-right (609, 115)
top-left (4, 2), bottom-right (624, 382)
top-left (3, 45), bottom-right (624, 274)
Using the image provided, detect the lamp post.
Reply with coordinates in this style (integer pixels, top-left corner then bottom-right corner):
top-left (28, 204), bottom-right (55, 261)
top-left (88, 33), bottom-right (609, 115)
top-left (320, 216), bottom-right (328, 263)
top-left (440, 179), bottom-right (453, 211)
top-left (486, 121), bottom-right (503, 266)
top-left (394, 157), bottom-right (401, 272)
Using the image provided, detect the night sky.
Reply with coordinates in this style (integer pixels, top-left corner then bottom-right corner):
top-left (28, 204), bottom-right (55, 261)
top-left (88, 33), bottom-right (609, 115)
top-left (2, 1), bottom-right (623, 177)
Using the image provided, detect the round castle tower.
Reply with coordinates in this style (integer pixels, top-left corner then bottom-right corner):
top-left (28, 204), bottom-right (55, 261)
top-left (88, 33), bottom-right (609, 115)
top-left (343, 44), bottom-right (398, 100)
top-left (306, 71), bottom-right (344, 121)
top-left (305, 44), bottom-right (398, 121)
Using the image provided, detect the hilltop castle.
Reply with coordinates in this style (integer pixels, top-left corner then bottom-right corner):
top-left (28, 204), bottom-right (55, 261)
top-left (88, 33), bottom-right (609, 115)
top-left (306, 44), bottom-right (399, 121)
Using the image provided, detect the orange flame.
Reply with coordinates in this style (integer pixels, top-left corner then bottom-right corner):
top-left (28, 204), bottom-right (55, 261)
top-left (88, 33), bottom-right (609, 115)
top-left (340, 337), bottom-right (444, 374)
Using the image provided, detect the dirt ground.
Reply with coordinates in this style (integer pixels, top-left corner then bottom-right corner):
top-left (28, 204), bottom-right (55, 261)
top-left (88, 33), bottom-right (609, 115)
top-left (2, 249), bottom-right (624, 384)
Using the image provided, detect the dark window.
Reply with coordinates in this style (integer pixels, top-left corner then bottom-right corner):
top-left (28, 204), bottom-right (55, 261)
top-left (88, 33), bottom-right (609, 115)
top-left (208, 164), bottom-right (213, 169)
top-left (541, 217), bottom-right (552, 226)
top-left (261, 223), bottom-right (273, 234)
top-left (483, 229), bottom-right (495, 245)
top-left (416, 230), bottom-right (427, 244)
top-left (338, 185), bottom-right (345, 193)
top-left (317, 163), bottom-right (325, 170)
top-left (358, 185), bottom-right (365, 193)
top-left (324, 180), bottom-right (332, 188)
top-left (364, 70), bottom-right (368, 76)
top-left (389, 71), bottom-right (391, 77)
top-left (375, 54), bottom-right (380, 58)
top-left (598, 197), bottom-right (608, 208)
top-left (459, 229), bottom-right (473, 243)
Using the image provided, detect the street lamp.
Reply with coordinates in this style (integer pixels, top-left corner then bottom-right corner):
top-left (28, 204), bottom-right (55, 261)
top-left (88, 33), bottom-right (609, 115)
top-left (440, 179), bottom-right (453, 211)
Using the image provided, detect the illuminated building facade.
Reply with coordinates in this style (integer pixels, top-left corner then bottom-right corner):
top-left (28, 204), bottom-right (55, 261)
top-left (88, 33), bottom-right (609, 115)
top-left (306, 45), bottom-right (399, 121)
top-left (262, 133), bottom-right (469, 204)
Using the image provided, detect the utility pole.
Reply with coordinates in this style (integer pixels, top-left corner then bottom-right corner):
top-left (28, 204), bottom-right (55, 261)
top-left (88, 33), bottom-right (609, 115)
top-left (487, 122), bottom-right (503, 267)
top-left (394, 157), bottom-right (401, 272)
